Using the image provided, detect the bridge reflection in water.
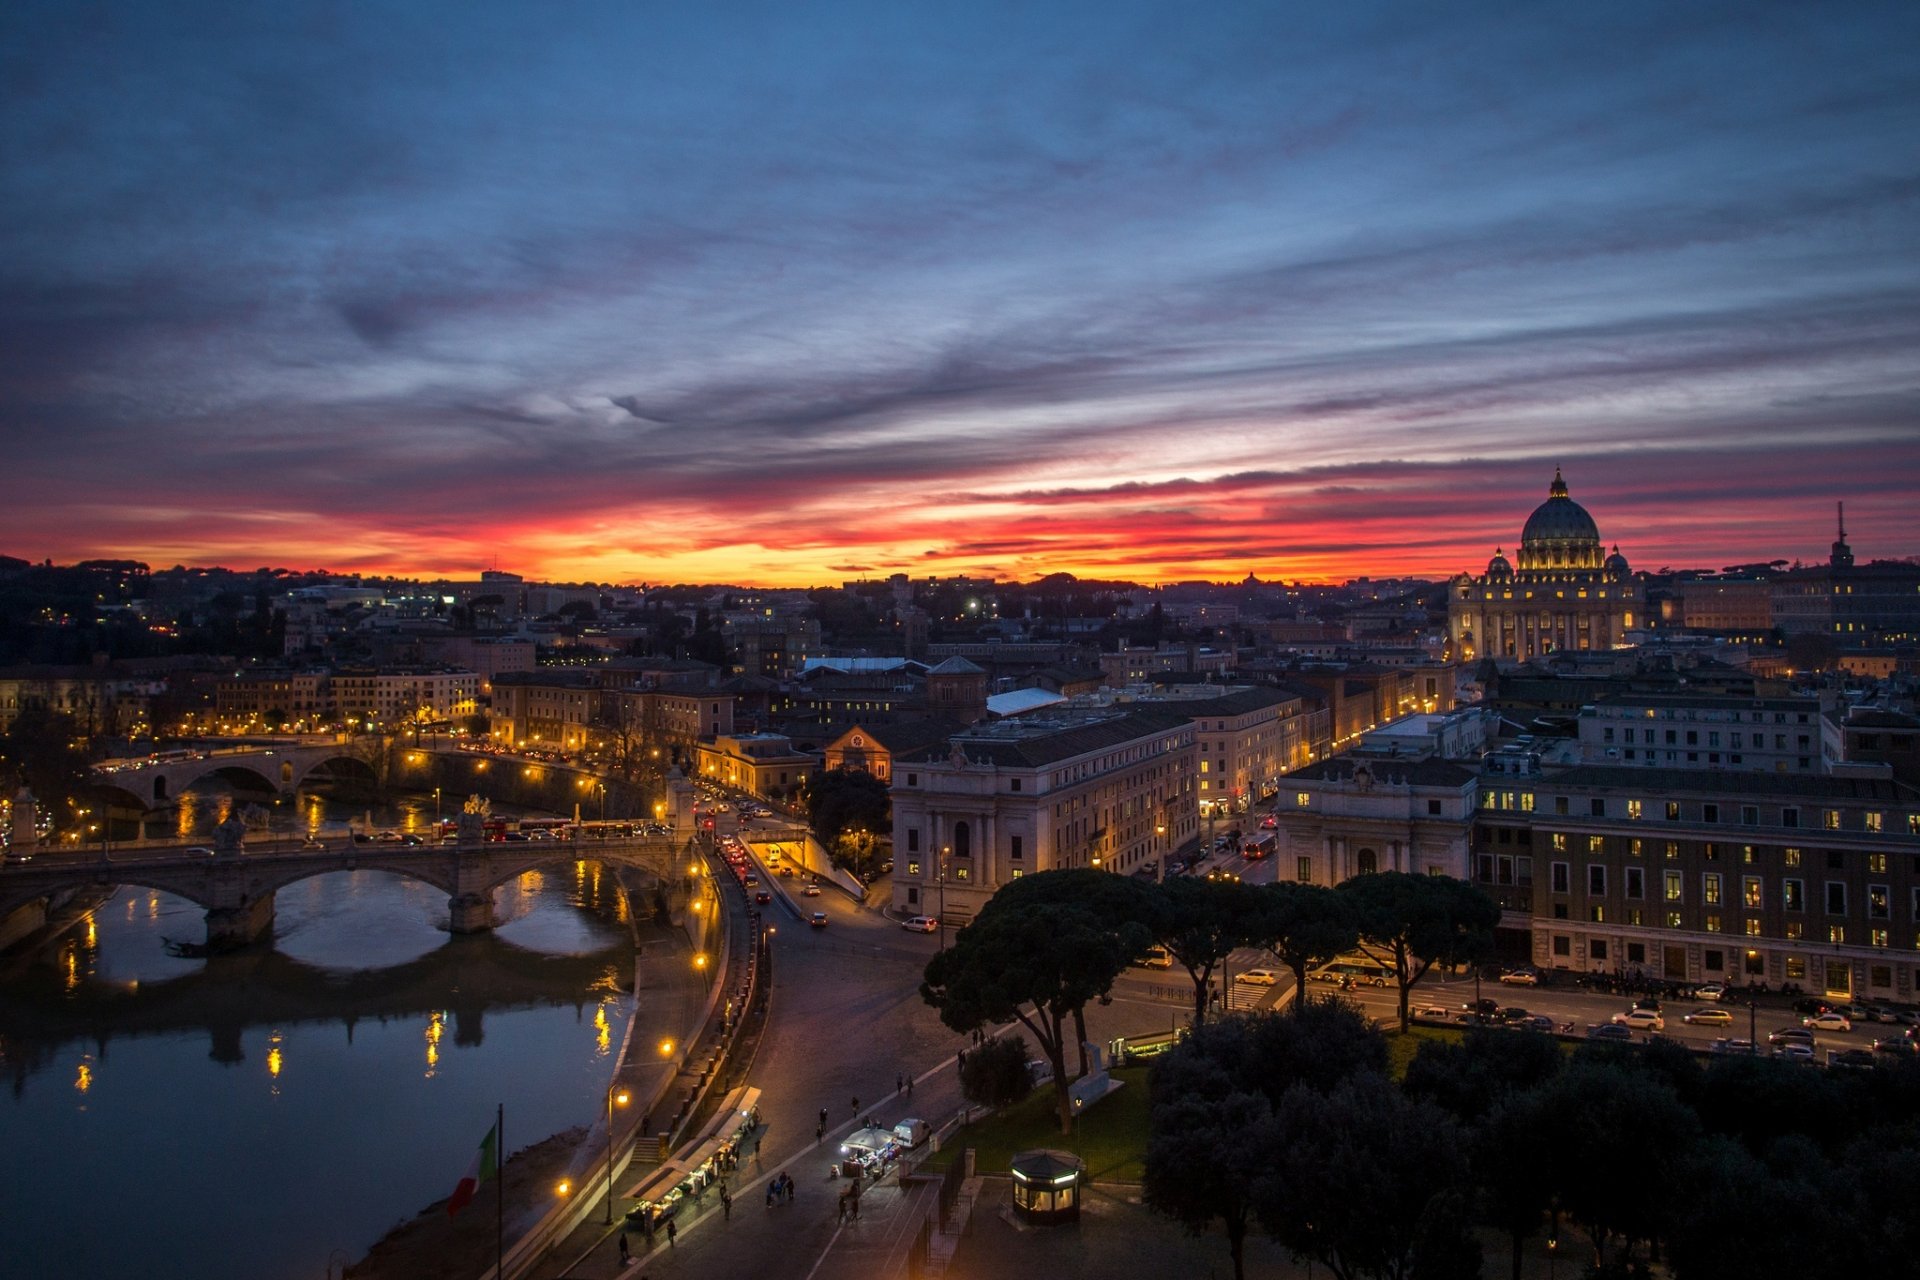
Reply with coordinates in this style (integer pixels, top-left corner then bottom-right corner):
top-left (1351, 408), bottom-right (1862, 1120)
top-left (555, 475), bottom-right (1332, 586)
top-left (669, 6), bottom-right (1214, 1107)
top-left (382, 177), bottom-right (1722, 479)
top-left (0, 860), bottom-right (656, 1280)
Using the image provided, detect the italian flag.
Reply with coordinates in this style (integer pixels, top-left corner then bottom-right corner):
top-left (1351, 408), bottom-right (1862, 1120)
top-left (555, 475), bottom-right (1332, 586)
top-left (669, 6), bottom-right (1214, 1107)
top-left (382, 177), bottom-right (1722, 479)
top-left (447, 1122), bottom-right (499, 1217)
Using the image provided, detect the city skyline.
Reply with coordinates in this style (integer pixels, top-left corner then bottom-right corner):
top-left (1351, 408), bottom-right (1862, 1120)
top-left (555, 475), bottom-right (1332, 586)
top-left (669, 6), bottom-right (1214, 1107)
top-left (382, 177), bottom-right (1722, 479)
top-left (5, 3), bottom-right (1918, 586)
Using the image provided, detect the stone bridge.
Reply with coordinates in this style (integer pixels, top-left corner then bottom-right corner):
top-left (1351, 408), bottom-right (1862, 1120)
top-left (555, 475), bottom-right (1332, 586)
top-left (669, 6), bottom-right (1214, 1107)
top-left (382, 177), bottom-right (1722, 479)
top-left (92, 744), bottom-right (384, 809)
top-left (0, 834), bottom-right (693, 949)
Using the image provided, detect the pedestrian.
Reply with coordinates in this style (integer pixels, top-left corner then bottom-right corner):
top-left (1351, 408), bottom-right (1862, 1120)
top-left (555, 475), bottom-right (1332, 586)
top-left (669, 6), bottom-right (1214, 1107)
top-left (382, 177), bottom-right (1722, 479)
top-left (819, 1107), bottom-right (828, 1128)
top-left (722, 1188), bottom-right (732, 1220)
top-left (850, 1191), bottom-right (860, 1221)
top-left (906, 1074), bottom-right (913, 1096)
top-left (641, 1115), bottom-right (650, 1136)
top-left (837, 1190), bottom-right (848, 1223)
top-left (896, 1073), bottom-right (904, 1094)
top-left (665, 1218), bottom-right (677, 1247)
top-left (816, 1122), bottom-right (824, 1143)
top-left (957, 1049), bottom-right (966, 1070)
top-left (766, 1183), bottom-right (776, 1208)
top-left (619, 1232), bottom-right (631, 1264)
top-left (851, 1094), bottom-right (859, 1114)
top-left (640, 1211), bottom-right (654, 1244)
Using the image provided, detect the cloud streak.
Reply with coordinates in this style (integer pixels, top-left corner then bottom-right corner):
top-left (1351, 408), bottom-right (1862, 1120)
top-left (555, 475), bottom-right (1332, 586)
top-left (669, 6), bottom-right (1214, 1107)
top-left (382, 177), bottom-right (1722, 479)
top-left (1, 1), bottom-right (1916, 583)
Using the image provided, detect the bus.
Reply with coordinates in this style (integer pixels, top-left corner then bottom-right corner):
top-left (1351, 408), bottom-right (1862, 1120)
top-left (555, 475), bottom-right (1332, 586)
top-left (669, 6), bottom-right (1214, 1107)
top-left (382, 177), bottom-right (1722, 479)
top-left (1309, 953), bottom-right (1394, 987)
top-left (1241, 832), bottom-right (1276, 860)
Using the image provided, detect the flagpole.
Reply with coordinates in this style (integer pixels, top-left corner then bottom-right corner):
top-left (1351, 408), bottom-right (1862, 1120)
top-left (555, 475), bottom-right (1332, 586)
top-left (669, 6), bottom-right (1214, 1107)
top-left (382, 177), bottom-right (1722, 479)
top-left (496, 1102), bottom-right (504, 1280)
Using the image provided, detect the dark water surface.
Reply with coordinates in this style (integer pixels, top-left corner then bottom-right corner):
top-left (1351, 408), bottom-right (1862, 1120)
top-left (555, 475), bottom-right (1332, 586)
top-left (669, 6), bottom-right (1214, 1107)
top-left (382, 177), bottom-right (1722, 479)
top-left (0, 857), bottom-right (637, 1280)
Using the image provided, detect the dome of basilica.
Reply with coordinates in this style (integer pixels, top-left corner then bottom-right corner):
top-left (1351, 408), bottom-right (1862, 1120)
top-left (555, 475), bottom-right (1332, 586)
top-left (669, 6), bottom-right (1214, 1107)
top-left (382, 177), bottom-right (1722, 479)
top-left (1517, 468), bottom-right (1603, 570)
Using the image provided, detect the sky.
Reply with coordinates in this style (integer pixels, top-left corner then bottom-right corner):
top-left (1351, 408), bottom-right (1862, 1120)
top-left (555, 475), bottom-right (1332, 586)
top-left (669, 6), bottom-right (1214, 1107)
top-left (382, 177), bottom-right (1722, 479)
top-left (3, 1), bottom-right (1917, 587)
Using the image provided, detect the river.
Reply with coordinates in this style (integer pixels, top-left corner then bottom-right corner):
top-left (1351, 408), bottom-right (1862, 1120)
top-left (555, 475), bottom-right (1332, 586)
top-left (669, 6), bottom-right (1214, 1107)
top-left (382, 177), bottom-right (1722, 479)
top-left (0, 795), bottom-right (639, 1280)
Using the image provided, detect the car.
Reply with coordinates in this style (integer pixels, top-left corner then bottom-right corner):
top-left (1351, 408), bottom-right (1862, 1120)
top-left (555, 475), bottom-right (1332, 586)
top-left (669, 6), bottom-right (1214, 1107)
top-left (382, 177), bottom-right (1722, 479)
top-left (1611, 1009), bottom-right (1666, 1032)
top-left (1499, 968), bottom-right (1541, 986)
top-left (1695, 983), bottom-right (1726, 1002)
top-left (802, 884), bottom-right (821, 897)
top-left (1684, 1008), bottom-right (1735, 1026)
top-left (902, 916), bottom-right (939, 933)
top-left (1871, 1036), bottom-right (1919, 1058)
top-left (1708, 1038), bottom-right (1759, 1055)
top-left (1462, 998), bottom-right (1501, 1017)
top-left (399, 833), bottom-right (425, 846)
top-left (1829, 1048), bottom-right (1878, 1071)
top-left (1516, 1014), bottom-right (1556, 1032)
top-left (877, 860), bottom-right (893, 875)
top-left (1774, 1042), bottom-right (1816, 1062)
top-left (375, 830), bottom-right (402, 843)
top-left (1803, 1012), bottom-right (1853, 1033)
top-left (1866, 1006), bottom-right (1902, 1024)
top-left (1791, 997), bottom-right (1831, 1015)
top-left (778, 865), bottom-right (796, 877)
top-left (753, 890), bottom-right (772, 905)
top-left (1588, 1024), bottom-right (1635, 1042)
top-left (1495, 1007), bottom-right (1532, 1024)
top-left (743, 874), bottom-right (759, 887)
top-left (1415, 1004), bottom-right (1453, 1021)
top-left (809, 911), bottom-right (828, 928)
top-left (1837, 1004), bottom-right (1872, 1024)
top-left (1260, 814), bottom-right (1278, 829)
top-left (1236, 969), bottom-right (1279, 986)
top-left (183, 846), bottom-right (217, 858)
top-left (1768, 1027), bottom-right (1815, 1047)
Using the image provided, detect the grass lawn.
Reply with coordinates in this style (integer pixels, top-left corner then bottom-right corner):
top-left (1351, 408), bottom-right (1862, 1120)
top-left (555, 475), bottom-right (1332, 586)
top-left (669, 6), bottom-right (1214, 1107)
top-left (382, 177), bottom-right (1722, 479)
top-left (1384, 1023), bottom-right (1463, 1078)
top-left (921, 1064), bottom-right (1153, 1182)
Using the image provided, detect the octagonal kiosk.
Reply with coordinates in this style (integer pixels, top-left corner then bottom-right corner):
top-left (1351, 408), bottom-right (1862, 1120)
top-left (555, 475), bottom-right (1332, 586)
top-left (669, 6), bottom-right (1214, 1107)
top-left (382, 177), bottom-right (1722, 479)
top-left (1009, 1149), bottom-right (1083, 1225)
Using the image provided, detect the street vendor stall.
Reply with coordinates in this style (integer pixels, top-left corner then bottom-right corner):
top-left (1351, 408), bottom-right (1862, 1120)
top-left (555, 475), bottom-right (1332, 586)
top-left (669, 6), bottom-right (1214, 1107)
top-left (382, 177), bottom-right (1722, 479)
top-left (1010, 1148), bottom-right (1084, 1225)
top-left (835, 1124), bottom-right (902, 1178)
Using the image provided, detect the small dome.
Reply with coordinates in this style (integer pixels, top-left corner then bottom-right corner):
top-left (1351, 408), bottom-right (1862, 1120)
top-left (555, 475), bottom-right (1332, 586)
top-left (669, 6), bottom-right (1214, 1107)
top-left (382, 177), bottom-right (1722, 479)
top-left (1605, 545), bottom-right (1630, 578)
top-left (1485, 549), bottom-right (1513, 581)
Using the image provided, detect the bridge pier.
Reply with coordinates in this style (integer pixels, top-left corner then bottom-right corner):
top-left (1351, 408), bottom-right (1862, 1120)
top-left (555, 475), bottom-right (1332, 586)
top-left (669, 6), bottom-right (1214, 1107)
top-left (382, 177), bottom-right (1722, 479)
top-left (206, 895), bottom-right (275, 950)
top-left (448, 893), bottom-right (496, 934)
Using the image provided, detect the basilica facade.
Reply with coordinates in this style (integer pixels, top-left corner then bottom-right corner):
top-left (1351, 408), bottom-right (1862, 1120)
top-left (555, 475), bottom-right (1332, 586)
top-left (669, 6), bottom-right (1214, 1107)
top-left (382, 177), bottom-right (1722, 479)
top-left (1448, 470), bottom-right (1643, 662)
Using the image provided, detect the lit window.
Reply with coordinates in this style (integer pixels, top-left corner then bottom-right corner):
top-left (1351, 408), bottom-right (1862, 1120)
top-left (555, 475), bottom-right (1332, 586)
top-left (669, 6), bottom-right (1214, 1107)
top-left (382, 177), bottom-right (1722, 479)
top-left (1666, 911), bottom-right (1683, 929)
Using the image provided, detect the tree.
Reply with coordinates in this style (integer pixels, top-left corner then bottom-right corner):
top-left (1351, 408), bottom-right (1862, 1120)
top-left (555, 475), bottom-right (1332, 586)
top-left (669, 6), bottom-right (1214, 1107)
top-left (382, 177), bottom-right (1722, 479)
top-left (1149, 875), bottom-right (1265, 1026)
top-left (1340, 872), bottom-right (1500, 1032)
top-left (1144, 1084), bottom-right (1276, 1280)
top-left (801, 768), bottom-right (891, 865)
top-left (1402, 1026), bottom-right (1565, 1125)
top-left (1530, 1063), bottom-right (1699, 1269)
top-left (921, 900), bottom-right (1137, 1133)
top-left (958, 1034), bottom-right (1032, 1108)
top-left (0, 705), bottom-right (93, 822)
top-left (1251, 881), bottom-right (1358, 1017)
top-left (1665, 1136), bottom-right (1845, 1280)
top-left (1259, 1076), bottom-right (1475, 1280)
top-left (977, 868), bottom-right (1158, 1076)
top-left (1476, 1087), bottom-right (1561, 1280)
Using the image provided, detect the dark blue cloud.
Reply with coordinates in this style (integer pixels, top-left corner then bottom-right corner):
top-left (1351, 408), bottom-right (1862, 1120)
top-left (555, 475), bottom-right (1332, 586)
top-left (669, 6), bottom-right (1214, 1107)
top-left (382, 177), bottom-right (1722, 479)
top-left (1, 1), bottom-right (1916, 576)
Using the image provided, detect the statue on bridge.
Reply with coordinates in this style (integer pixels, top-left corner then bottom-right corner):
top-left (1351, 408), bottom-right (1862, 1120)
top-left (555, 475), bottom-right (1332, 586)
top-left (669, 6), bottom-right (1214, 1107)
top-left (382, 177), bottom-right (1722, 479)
top-left (213, 811), bottom-right (248, 857)
top-left (456, 794), bottom-right (491, 846)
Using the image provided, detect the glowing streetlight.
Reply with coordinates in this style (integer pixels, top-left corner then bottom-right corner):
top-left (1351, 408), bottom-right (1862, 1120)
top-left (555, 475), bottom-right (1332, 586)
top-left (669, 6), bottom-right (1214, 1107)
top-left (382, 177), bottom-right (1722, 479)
top-left (604, 1085), bottom-right (630, 1224)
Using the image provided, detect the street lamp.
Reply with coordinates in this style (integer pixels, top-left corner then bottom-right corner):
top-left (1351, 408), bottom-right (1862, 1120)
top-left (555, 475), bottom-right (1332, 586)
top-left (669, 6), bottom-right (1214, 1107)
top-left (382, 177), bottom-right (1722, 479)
top-left (937, 847), bottom-right (950, 952)
top-left (604, 1084), bottom-right (630, 1224)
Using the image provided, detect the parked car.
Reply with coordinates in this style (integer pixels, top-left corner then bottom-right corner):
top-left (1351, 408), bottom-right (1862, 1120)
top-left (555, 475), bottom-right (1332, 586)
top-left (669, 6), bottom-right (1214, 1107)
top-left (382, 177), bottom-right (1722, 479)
top-left (1791, 997), bottom-right (1831, 1015)
top-left (1871, 1036), bottom-right (1919, 1058)
top-left (902, 916), bottom-right (938, 933)
top-left (1499, 968), bottom-right (1541, 986)
top-left (1415, 1005), bottom-right (1453, 1021)
top-left (1462, 997), bottom-right (1501, 1017)
top-left (1587, 1024), bottom-right (1635, 1042)
top-left (1708, 1038), bottom-right (1759, 1055)
top-left (1695, 983), bottom-right (1726, 1002)
top-left (1236, 969), bottom-right (1279, 986)
top-left (1684, 1008), bottom-right (1735, 1026)
top-left (1803, 1012), bottom-right (1853, 1033)
top-left (1611, 1009), bottom-right (1665, 1032)
top-left (1829, 1048), bottom-right (1878, 1072)
top-left (1768, 1027), bottom-right (1815, 1047)
top-left (1516, 1014), bottom-right (1556, 1033)
top-left (1775, 1042), bottom-right (1816, 1063)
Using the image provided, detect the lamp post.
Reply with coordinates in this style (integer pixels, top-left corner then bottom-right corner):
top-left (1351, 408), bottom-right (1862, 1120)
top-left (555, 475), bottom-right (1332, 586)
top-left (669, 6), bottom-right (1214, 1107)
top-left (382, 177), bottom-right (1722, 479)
top-left (937, 847), bottom-right (950, 952)
top-left (604, 1083), bottom-right (630, 1224)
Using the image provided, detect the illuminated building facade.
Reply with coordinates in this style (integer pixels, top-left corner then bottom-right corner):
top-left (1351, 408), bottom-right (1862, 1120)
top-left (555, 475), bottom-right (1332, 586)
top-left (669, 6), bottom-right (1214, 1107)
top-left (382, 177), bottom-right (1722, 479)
top-left (1449, 469), bottom-right (1643, 662)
